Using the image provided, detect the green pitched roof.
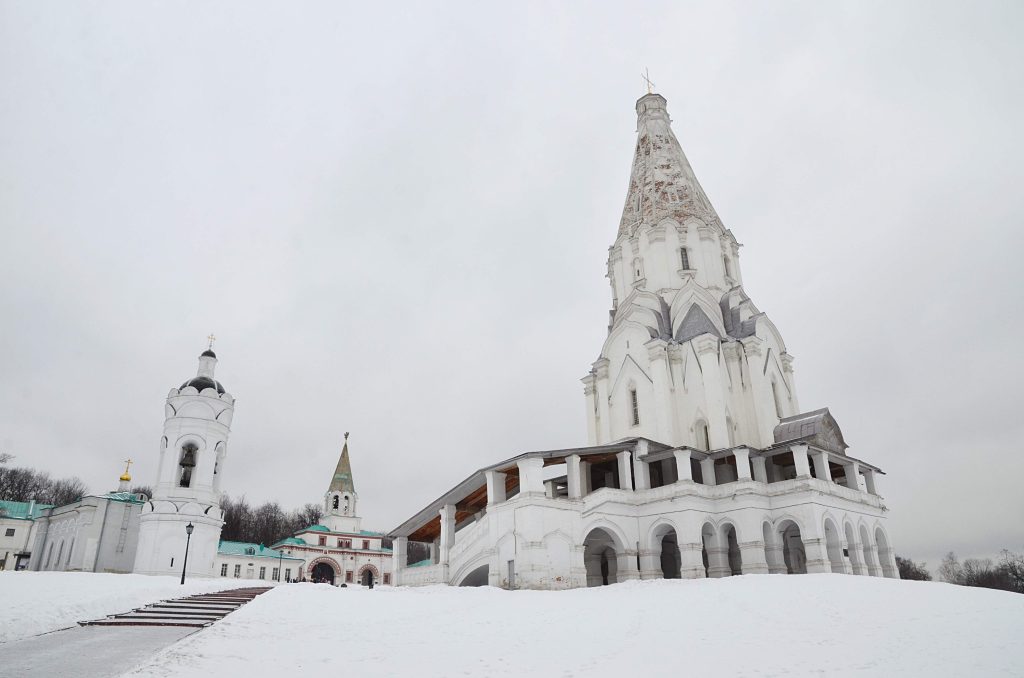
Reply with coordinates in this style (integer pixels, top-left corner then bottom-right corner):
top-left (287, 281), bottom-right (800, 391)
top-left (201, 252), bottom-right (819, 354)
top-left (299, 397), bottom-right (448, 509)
top-left (328, 435), bottom-right (355, 493)
top-left (101, 491), bottom-right (146, 504)
top-left (217, 540), bottom-right (303, 561)
top-left (0, 500), bottom-right (53, 520)
top-left (276, 537), bottom-right (306, 545)
top-left (305, 524), bottom-right (330, 532)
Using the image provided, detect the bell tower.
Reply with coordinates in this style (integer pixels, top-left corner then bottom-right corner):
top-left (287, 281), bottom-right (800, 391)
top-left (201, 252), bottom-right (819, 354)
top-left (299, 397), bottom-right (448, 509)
top-left (324, 432), bottom-right (361, 534)
top-left (133, 343), bottom-right (235, 577)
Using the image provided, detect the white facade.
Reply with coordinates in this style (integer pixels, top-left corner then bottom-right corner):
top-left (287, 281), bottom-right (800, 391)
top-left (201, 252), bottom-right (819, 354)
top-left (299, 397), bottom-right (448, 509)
top-left (391, 91), bottom-right (899, 589)
top-left (133, 349), bottom-right (234, 578)
top-left (28, 492), bottom-right (146, 574)
top-left (0, 501), bottom-right (49, 571)
top-left (213, 542), bottom-right (304, 583)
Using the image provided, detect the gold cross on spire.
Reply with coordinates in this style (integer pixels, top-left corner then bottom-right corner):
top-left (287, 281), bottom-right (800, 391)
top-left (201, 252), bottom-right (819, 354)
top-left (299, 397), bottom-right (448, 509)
top-left (120, 458), bottom-right (133, 482)
top-left (642, 68), bottom-right (656, 94)
top-left (207, 333), bottom-right (216, 350)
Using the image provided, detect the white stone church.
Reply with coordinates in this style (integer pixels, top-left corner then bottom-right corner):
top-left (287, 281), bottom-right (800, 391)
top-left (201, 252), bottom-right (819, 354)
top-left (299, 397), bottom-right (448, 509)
top-left (390, 91), bottom-right (899, 589)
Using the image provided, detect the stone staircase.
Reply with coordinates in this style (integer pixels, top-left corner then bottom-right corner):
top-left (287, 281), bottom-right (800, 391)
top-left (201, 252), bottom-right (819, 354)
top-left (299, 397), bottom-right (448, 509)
top-left (80, 587), bottom-right (272, 628)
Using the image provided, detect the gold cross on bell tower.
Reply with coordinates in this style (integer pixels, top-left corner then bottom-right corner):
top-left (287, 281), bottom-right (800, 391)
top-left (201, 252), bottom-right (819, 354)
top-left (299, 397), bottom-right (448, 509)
top-left (207, 333), bottom-right (216, 350)
top-left (642, 68), bottom-right (656, 94)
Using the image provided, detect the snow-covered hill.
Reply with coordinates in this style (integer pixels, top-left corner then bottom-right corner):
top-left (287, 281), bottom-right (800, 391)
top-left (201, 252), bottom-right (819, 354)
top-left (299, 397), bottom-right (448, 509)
top-left (121, 575), bottom-right (1023, 677)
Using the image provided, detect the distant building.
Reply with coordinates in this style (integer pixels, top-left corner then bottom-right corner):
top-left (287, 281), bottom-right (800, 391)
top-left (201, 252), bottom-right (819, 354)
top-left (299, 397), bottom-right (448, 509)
top-left (214, 541), bottom-right (303, 583)
top-left (28, 473), bottom-right (147, 574)
top-left (390, 91), bottom-right (899, 589)
top-left (0, 500), bottom-right (52, 570)
top-left (272, 434), bottom-right (393, 586)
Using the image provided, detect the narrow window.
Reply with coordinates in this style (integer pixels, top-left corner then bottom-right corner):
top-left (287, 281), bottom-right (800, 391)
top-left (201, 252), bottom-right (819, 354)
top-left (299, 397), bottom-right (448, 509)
top-left (272, 567), bottom-right (280, 581)
top-left (259, 566), bottom-right (266, 580)
top-left (772, 380), bottom-right (784, 418)
top-left (696, 420), bottom-right (710, 451)
top-left (234, 564), bottom-right (241, 578)
top-left (285, 568), bottom-right (292, 582)
top-left (630, 389), bottom-right (640, 426)
top-left (332, 495), bottom-right (339, 510)
top-left (337, 538), bottom-right (344, 548)
top-left (508, 560), bottom-right (516, 589)
top-left (170, 557), bottom-right (174, 568)
top-left (318, 536), bottom-right (326, 546)
top-left (680, 248), bottom-right (690, 270)
top-left (178, 442), bottom-right (198, 488)
top-left (220, 563), bottom-right (228, 577)
top-left (383, 573), bottom-right (391, 585)
top-left (346, 571), bottom-right (353, 583)
top-left (362, 540), bottom-right (370, 550)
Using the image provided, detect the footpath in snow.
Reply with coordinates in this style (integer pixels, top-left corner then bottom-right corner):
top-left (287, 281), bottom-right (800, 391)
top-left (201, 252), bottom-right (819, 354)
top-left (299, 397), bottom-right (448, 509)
top-left (0, 572), bottom-right (266, 643)
top-left (122, 574), bottom-right (1024, 677)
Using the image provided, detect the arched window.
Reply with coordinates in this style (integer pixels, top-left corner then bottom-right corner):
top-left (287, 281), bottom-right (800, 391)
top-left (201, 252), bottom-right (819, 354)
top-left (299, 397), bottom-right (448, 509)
top-left (178, 442), bottom-right (198, 488)
top-left (695, 420), bottom-right (710, 451)
top-left (629, 388), bottom-right (640, 426)
top-left (332, 495), bottom-right (339, 510)
top-left (632, 257), bottom-right (644, 281)
top-left (679, 248), bottom-right (691, 270)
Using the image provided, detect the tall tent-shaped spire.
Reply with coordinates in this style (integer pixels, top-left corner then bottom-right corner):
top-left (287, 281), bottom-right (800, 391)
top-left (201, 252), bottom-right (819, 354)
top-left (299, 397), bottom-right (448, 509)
top-left (618, 93), bottom-right (722, 238)
top-left (329, 432), bottom-right (355, 493)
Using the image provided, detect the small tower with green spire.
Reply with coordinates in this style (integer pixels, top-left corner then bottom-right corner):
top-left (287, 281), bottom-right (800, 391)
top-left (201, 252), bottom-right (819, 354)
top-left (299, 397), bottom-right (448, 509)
top-left (324, 432), bottom-right (361, 533)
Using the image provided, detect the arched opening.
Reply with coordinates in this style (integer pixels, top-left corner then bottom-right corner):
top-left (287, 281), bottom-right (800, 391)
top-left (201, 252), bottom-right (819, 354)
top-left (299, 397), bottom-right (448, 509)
top-left (695, 419), bottom-right (710, 452)
top-left (723, 524), bottom-right (742, 575)
top-left (656, 527), bottom-right (681, 579)
top-left (844, 522), bottom-right (866, 575)
top-left (361, 569), bottom-right (375, 587)
top-left (458, 564), bottom-right (489, 587)
top-left (583, 528), bottom-right (621, 587)
top-left (311, 561), bottom-right (336, 585)
top-left (823, 519), bottom-right (845, 574)
top-left (178, 442), bottom-right (198, 488)
top-left (875, 527), bottom-right (897, 578)
top-left (779, 521), bottom-right (807, 574)
top-left (332, 495), bottom-right (339, 510)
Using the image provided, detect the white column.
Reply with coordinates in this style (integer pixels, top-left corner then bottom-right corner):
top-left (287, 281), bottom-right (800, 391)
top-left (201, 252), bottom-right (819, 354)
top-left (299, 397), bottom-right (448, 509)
top-left (616, 451), bottom-right (634, 491)
top-left (844, 461), bottom-right (861, 491)
top-left (439, 504), bottom-right (456, 568)
top-left (739, 540), bottom-right (769, 575)
top-left (679, 542), bottom-right (706, 579)
top-left (733, 447), bottom-right (752, 481)
top-left (751, 456), bottom-right (768, 483)
top-left (673, 449), bottom-right (693, 482)
top-left (700, 457), bottom-right (717, 486)
top-left (791, 444), bottom-right (811, 479)
top-left (863, 468), bottom-right (878, 495)
top-left (567, 454), bottom-right (583, 499)
top-left (764, 530), bottom-right (786, 574)
top-left (811, 450), bottom-right (832, 482)
top-left (485, 470), bottom-right (507, 505)
top-left (594, 360), bottom-right (612, 443)
top-left (517, 458), bottom-right (545, 496)
top-left (633, 453), bottom-right (651, 490)
top-left (393, 537), bottom-right (407, 586)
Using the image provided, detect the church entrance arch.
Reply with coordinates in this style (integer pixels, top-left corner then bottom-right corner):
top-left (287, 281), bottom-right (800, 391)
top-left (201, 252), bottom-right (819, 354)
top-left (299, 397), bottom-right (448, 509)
top-left (650, 524), bottom-right (681, 579)
top-left (309, 557), bottom-right (339, 585)
top-left (358, 564), bottom-right (380, 587)
top-left (583, 527), bottom-right (622, 587)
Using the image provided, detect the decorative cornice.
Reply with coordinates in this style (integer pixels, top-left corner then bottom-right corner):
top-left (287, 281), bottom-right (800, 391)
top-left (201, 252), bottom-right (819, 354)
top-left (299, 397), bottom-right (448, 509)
top-left (645, 338), bottom-right (668, 361)
top-left (740, 335), bottom-right (764, 356)
top-left (697, 225), bottom-right (717, 242)
top-left (593, 358), bottom-right (610, 379)
top-left (722, 341), bottom-right (743, 361)
top-left (781, 352), bottom-right (795, 373)
top-left (693, 335), bottom-right (720, 356)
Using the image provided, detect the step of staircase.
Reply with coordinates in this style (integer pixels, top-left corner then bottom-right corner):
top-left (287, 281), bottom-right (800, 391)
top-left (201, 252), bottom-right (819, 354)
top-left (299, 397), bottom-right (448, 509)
top-left (81, 587), bottom-right (273, 628)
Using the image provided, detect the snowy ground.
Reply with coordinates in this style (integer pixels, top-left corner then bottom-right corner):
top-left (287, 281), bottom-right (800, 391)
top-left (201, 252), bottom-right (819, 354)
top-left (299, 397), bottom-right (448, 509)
top-left (120, 575), bottom-right (1024, 678)
top-left (0, 572), bottom-right (267, 643)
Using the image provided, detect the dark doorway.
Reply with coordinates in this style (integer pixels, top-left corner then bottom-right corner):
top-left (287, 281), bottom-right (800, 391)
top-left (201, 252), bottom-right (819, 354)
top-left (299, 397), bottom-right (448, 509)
top-left (312, 562), bottom-right (336, 584)
top-left (361, 569), bottom-right (375, 587)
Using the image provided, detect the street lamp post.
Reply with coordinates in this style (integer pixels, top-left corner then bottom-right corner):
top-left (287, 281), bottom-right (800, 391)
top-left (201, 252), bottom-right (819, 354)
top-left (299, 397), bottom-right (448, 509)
top-left (180, 522), bottom-right (194, 585)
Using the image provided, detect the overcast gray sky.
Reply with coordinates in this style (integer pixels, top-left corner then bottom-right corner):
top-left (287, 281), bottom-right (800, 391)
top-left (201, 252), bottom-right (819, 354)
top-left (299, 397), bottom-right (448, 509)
top-left (1, 1), bottom-right (1021, 568)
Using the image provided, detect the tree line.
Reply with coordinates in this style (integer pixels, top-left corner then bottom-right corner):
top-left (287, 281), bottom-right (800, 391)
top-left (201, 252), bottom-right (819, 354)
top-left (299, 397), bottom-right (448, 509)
top-left (0, 453), bottom-right (89, 508)
top-left (897, 550), bottom-right (1024, 594)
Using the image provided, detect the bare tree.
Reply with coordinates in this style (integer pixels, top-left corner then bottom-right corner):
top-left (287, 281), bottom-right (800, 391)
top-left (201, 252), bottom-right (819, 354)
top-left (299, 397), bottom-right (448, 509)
top-left (895, 555), bottom-right (932, 581)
